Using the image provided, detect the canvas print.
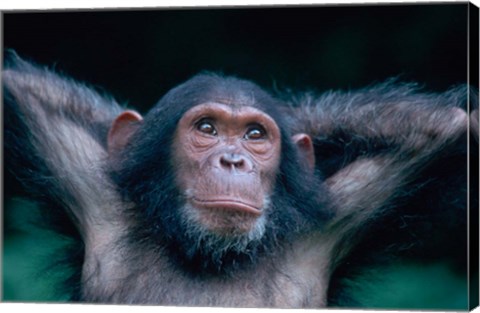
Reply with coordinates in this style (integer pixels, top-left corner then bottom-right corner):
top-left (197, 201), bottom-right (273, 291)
top-left (2, 2), bottom-right (479, 310)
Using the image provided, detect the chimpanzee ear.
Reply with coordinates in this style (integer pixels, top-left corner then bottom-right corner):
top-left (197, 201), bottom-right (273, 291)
top-left (108, 110), bottom-right (143, 154)
top-left (292, 133), bottom-right (315, 171)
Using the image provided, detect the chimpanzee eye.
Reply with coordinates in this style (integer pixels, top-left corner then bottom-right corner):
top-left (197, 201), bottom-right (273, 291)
top-left (244, 125), bottom-right (266, 140)
top-left (197, 120), bottom-right (217, 136)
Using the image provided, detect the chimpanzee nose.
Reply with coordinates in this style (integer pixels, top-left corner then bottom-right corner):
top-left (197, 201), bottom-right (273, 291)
top-left (219, 153), bottom-right (252, 172)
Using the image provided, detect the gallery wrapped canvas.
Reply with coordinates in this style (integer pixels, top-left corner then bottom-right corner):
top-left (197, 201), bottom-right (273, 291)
top-left (2, 1), bottom-right (479, 310)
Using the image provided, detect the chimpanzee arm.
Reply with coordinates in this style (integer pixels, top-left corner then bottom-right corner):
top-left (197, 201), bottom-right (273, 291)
top-left (329, 105), bottom-right (467, 260)
top-left (3, 53), bottom-right (125, 240)
top-left (287, 83), bottom-right (471, 263)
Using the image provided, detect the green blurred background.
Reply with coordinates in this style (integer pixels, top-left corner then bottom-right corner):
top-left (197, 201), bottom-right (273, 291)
top-left (2, 3), bottom-right (476, 309)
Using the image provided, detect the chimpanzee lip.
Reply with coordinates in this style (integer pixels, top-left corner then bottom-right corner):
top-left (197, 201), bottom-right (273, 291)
top-left (192, 198), bottom-right (262, 216)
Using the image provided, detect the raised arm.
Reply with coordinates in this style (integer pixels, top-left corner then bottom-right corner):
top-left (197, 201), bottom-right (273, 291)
top-left (3, 53), bottom-right (124, 238)
top-left (287, 82), bottom-right (472, 263)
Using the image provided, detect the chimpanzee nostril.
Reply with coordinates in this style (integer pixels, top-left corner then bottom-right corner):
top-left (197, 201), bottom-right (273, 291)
top-left (220, 153), bottom-right (247, 171)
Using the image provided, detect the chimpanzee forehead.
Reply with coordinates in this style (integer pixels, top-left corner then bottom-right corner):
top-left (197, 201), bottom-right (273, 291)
top-left (195, 86), bottom-right (270, 109)
top-left (185, 101), bottom-right (258, 115)
top-left (202, 95), bottom-right (260, 108)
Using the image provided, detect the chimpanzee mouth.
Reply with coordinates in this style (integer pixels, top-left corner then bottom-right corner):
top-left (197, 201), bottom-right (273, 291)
top-left (191, 198), bottom-right (262, 216)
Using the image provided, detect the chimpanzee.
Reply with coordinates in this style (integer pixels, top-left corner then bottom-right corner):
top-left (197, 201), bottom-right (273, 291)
top-left (3, 53), bottom-right (477, 307)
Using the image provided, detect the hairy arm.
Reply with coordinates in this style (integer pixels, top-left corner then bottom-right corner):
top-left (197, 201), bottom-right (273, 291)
top-left (3, 54), bottom-right (124, 239)
top-left (287, 83), bottom-right (472, 264)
